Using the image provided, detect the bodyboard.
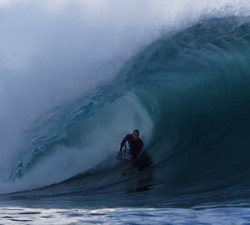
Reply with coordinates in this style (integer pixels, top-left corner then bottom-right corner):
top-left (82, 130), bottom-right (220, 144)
top-left (116, 148), bottom-right (130, 161)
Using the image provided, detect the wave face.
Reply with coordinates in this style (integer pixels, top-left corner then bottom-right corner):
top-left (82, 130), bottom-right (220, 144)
top-left (134, 17), bottom-right (250, 194)
top-left (1, 1), bottom-right (250, 203)
top-left (111, 17), bottom-right (250, 199)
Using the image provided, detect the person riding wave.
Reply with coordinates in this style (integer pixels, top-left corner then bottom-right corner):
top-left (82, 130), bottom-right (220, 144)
top-left (119, 129), bottom-right (143, 160)
top-left (119, 129), bottom-right (153, 172)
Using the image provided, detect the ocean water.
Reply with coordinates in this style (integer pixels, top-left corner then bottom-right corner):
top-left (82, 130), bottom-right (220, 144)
top-left (1, 0), bottom-right (250, 224)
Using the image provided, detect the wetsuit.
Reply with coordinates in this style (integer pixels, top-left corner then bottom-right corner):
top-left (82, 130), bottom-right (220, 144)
top-left (120, 134), bottom-right (144, 159)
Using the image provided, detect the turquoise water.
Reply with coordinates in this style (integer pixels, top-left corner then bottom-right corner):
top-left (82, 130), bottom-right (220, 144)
top-left (1, 1), bottom-right (250, 224)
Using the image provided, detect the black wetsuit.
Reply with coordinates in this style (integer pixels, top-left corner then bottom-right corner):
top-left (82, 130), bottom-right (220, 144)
top-left (120, 134), bottom-right (144, 159)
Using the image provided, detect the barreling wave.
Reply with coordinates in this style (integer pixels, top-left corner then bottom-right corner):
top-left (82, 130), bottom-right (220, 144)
top-left (5, 16), bottom-right (250, 201)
